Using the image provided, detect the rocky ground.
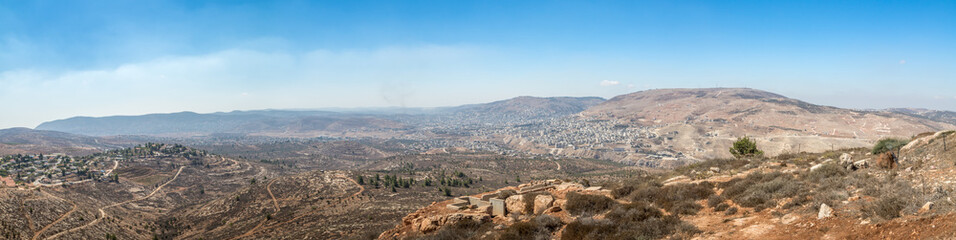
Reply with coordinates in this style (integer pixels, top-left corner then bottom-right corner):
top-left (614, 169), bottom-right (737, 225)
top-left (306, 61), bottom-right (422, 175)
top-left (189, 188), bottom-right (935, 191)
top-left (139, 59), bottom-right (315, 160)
top-left (387, 130), bottom-right (956, 240)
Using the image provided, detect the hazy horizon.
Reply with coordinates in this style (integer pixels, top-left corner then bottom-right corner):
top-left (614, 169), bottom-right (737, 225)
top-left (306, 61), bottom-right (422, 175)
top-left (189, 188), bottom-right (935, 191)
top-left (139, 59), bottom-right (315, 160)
top-left (2, 1), bottom-right (954, 128)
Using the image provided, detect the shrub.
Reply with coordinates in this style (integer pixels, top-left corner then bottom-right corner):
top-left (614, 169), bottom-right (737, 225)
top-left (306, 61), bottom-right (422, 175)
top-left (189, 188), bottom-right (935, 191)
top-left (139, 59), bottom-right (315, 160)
top-left (420, 218), bottom-right (487, 240)
top-left (561, 218), bottom-right (615, 240)
top-left (714, 203), bottom-right (730, 212)
top-left (496, 216), bottom-right (565, 240)
top-left (730, 137), bottom-right (764, 159)
top-left (606, 202), bottom-right (663, 223)
top-left (495, 189), bottom-right (517, 199)
top-left (565, 192), bottom-right (617, 216)
top-left (720, 172), bottom-right (804, 211)
top-left (707, 195), bottom-right (725, 208)
top-left (562, 213), bottom-right (696, 240)
top-left (803, 163), bottom-right (847, 183)
top-left (652, 182), bottom-right (714, 215)
top-left (724, 207), bottom-right (738, 215)
top-left (675, 158), bottom-right (750, 176)
top-left (864, 195), bottom-right (907, 220)
top-left (872, 138), bottom-right (908, 155)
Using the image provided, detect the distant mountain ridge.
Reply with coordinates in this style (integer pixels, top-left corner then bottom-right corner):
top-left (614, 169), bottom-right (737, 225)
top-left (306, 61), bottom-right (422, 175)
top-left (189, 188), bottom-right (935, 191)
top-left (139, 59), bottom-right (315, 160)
top-left (35, 96), bottom-right (605, 136)
top-left (36, 110), bottom-right (403, 137)
top-left (451, 96), bottom-right (605, 116)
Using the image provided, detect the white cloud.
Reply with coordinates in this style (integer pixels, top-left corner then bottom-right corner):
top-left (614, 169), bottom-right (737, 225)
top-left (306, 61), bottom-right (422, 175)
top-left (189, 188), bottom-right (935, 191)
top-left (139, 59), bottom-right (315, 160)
top-left (0, 45), bottom-right (496, 128)
top-left (599, 80), bottom-right (620, 86)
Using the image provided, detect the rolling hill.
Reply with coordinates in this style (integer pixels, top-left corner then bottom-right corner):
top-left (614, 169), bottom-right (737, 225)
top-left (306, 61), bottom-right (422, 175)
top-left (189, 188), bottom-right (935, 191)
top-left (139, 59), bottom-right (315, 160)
top-left (36, 110), bottom-right (406, 137)
top-left (0, 128), bottom-right (126, 155)
top-left (578, 88), bottom-right (954, 158)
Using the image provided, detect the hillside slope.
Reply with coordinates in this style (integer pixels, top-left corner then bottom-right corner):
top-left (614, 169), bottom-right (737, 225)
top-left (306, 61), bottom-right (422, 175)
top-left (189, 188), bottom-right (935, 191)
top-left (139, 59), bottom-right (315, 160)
top-left (446, 96), bottom-right (604, 124)
top-left (0, 128), bottom-right (125, 155)
top-left (578, 88), bottom-right (954, 158)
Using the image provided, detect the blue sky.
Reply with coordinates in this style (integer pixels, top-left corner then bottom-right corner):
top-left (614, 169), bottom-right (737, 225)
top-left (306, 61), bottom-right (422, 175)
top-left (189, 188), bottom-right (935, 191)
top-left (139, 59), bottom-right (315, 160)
top-left (1, 0), bottom-right (954, 128)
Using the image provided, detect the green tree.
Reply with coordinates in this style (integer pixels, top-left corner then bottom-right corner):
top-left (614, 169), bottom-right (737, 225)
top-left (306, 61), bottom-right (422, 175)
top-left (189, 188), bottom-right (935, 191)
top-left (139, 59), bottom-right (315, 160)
top-left (872, 138), bottom-right (909, 154)
top-left (729, 136), bottom-right (763, 158)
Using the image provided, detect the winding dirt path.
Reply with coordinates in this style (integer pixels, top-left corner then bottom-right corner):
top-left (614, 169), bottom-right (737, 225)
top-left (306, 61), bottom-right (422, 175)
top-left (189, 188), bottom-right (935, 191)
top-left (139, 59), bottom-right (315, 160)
top-left (232, 173), bottom-right (365, 240)
top-left (44, 166), bottom-right (185, 240)
top-left (267, 179), bottom-right (279, 212)
top-left (32, 191), bottom-right (77, 240)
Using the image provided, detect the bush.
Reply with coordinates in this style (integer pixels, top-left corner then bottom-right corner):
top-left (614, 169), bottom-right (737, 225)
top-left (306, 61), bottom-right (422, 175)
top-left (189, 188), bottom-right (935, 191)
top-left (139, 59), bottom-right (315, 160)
top-left (707, 195), bottom-right (725, 208)
top-left (803, 163), bottom-right (847, 183)
top-left (496, 189), bottom-right (518, 200)
top-left (497, 215), bottom-right (564, 240)
top-left (561, 218), bottom-right (615, 240)
top-left (419, 218), bottom-right (487, 240)
top-left (720, 172), bottom-right (804, 211)
top-left (724, 207), bottom-right (738, 215)
top-left (652, 182), bottom-right (714, 215)
top-left (872, 138), bottom-right (908, 155)
top-left (606, 202), bottom-right (663, 223)
top-left (675, 158), bottom-right (750, 176)
top-left (864, 195), bottom-right (908, 220)
top-left (562, 214), bottom-right (697, 240)
top-left (730, 137), bottom-right (764, 159)
top-left (565, 192), bottom-right (617, 216)
top-left (714, 203), bottom-right (730, 212)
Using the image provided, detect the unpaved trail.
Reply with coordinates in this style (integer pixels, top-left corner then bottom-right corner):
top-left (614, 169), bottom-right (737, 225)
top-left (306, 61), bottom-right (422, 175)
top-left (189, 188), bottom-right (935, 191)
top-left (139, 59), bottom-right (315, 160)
top-left (267, 179), bottom-right (279, 211)
top-left (44, 166), bottom-right (185, 240)
top-left (32, 191), bottom-right (77, 240)
top-left (233, 178), bottom-right (281, 240)
top-left (233, 173), bottom-right (365, 240)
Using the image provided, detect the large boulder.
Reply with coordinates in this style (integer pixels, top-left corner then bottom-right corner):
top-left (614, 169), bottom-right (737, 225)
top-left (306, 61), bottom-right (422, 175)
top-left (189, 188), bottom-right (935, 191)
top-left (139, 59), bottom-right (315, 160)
top-left (533, 195), bottom-right (554, 214)
top-left (505, 195), bottom-right (527, 215)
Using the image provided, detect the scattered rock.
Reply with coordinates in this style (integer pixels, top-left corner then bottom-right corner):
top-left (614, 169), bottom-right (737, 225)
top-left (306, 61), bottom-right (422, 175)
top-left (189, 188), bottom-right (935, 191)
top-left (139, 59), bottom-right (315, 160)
top-left (533, 195), bottom-right (554, 214)
top-left (853, 159), bottom-right (869, 169)
top-left (810, 164), bottom-right (824, 171)
top-left (742, 224), bottom-right (774, 238)
top-left (818, 203), bottom-right (833, 219)
top-left (840, 153), bottom-right (853, 165)
top-left (781, 214), bottom-right (800, 225)
top-left (920, 202), bottom-right (935, 213)
top-left (710, 167), bottom-right (721, 173)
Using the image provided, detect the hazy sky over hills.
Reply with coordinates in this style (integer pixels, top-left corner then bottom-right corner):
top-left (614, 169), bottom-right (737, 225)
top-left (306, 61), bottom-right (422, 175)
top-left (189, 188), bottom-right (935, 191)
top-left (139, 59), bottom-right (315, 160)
top-left (1, 0), bottom-right (954, 128)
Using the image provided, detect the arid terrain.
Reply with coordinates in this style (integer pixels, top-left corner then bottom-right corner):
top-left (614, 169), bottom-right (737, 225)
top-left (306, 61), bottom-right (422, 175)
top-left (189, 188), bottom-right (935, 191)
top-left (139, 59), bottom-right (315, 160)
top-left (3, 88), bottom-right (956, 239)
top-left (388, 130), bottom-right (956, 240)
